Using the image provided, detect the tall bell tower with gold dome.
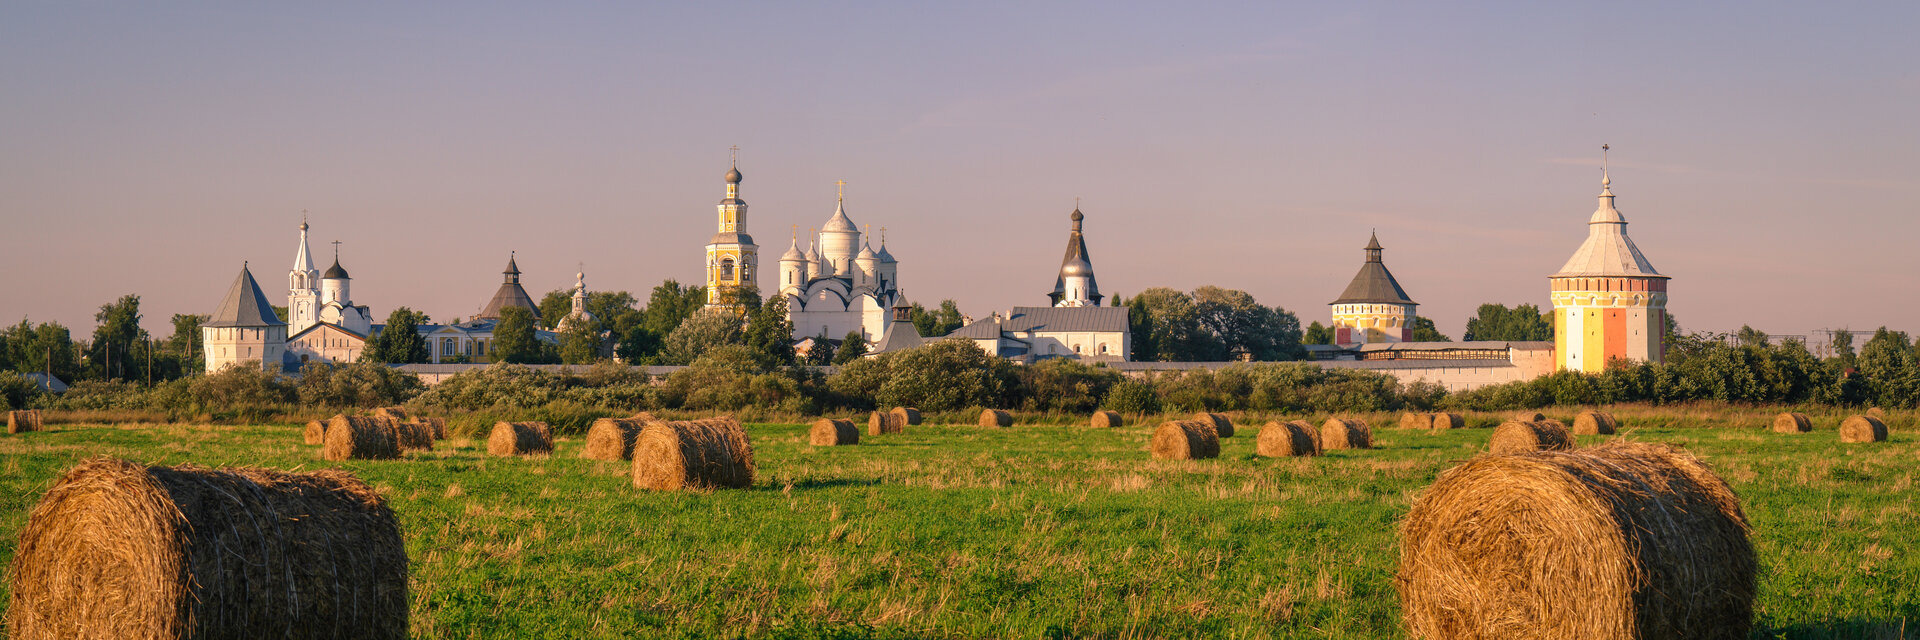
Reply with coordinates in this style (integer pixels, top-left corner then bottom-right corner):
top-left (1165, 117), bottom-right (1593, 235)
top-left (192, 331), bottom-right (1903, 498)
top-left (705, 147), bottom-right (759, 311)
top-left (1549, 145), bottom-right (1669, 372)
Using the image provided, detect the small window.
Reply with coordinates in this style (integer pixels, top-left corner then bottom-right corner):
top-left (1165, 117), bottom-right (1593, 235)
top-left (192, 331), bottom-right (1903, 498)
top-left (720, 258), bottom-right (736, 281)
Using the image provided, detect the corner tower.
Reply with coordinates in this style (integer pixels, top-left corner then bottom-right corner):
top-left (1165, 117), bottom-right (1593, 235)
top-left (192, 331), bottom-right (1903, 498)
top-left (705, 149), bottom-right (759, 311)
top-left (1549, 146), bottom-right (1668, 371)
top-left (1330, 232), bottom-right (1417, 344)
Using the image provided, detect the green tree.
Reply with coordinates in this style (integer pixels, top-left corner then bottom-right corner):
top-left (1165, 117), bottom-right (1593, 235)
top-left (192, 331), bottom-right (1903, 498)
top-left (1125, 288), bottom-right (1220, 361)
top-left (537, 289), bottom-right (572, 329)
top-left (743, 296), bottom-right (796, 367)
top-left (87, 294), bottom-right (147, 381)
top-left (5, 320), bottom-right (79, 382)
top-left (557, 322), bottom-right (602, 364)
top-left (1735, 325), bottom-right (1769, 347)
top-left (165, 314), bottom-right (208, 373)
top-left (614, 325), bottom-right (663, 364)
top-left (910, 300), bottom-right (966, 337)
top-left (1191, 286), bottom-right (1304, 361)
top-left (1858, 327), bottom-right (1918, 408)
top-left (366, 307), bottom-right (430, 364)
top-left (1828, 329), bottom-right (1857, 370)
top-left (491, 306), bottom-right (542, 364)
top-left (588, 291), bottom-right (644, 335)
top-left (643, 279), bottom-right (707, 338)
top-left (1303, 321), bottom-right (1335, 346)
top-left (1410, 316), bottom-right (1451, 342)
top-left (803, 329), bottom-right (838, 366)
top-left (833, 330), bottom-right (867, 365)
top-left (1462, 303), bottom-right (1552, 341)
top-left (660, 310), bottom-right (744, 365)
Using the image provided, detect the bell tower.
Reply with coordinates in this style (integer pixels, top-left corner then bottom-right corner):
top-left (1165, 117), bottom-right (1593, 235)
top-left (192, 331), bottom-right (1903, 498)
top-left (705, 147), bottom-right (759, 311)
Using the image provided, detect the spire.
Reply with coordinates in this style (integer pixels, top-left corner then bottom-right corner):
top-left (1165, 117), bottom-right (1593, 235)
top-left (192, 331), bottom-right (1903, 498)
top-left (1050, 205), bottom-right (1102, 307)
top-left (1601, 143), bottom-right (1612, 195)
top-left (1590, 144), bottom-right (1626, 225)
top-left (1365, 230), bottom-right (1383, 263)
top-left (504, 251), bottom-right (521, 284)
top-left (725, 145), bottom-right (742, 184)
top-left (206, 263), bottom-right (287, 328)
top-left (293, 213), bottom-right (314, 274)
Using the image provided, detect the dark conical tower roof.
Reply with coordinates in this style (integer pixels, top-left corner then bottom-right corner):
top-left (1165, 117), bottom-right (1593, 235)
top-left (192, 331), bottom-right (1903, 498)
top-left (1047, 208), bottom-right (1102, 305)
top-left (204, 264), bottom-right (287, 328)
top-left (1331, 232), bottom-right (1416, 305)
top-left (478, 253), bottom-right (541, 321)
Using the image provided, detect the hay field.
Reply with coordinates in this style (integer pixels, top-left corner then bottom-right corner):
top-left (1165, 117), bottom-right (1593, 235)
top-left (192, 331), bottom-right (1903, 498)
top-left (1, 409), bottom-right (1915, 638)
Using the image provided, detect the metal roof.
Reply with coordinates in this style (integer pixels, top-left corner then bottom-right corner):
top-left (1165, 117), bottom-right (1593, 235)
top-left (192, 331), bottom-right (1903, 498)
top-left (204, 265), bottom-right (287, 328)
top-left (477, 281), bottom-right (541, 321)
top-left (1047, 209), bottom-right (1102, 306)
top-left (1552, 180), bottom-right (1665, 279)
top-left (1331, 256), bottom-right (1416, 306)
top-left (948, 306), bottom-right (1129, 339)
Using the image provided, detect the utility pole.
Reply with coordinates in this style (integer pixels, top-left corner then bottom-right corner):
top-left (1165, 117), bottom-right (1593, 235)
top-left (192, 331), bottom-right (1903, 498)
top-left (147, 337), bottom-right (153, 388)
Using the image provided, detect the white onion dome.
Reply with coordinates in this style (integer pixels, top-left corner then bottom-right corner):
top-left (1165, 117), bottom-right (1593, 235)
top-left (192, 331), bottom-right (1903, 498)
top-left (780, 238), bottom-right (806, 261)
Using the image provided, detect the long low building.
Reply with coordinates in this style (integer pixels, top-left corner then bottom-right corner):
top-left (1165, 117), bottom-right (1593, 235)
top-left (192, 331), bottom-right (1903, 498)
top-left (1110, 341), bottom-right (1555, 392)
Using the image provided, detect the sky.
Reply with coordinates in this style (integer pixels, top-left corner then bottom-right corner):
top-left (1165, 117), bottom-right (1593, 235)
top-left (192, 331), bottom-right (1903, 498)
top-left (2, 2), bottom-right (1916, 343)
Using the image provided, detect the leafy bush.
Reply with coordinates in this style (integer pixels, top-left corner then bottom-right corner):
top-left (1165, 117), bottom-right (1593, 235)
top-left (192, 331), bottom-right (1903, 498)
top-left (825, 339), bottom-right (1018, 412)
top-left (1102, 379), bottom-right (1160, 414)
top-left (186, 366), bottom-right (297, 410)
top-left (1015, 358), bottom-right (1123, 412)
top-left (297, 361), bottom-right (425, 408)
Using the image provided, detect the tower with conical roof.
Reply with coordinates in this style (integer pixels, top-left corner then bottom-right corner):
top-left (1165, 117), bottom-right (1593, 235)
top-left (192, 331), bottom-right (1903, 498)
top-left (1550, 146), bottom-right (1668, 371)
top-left (203, 263), bottom-right (289, 374)
top-left (705, 149), bottom-right (760, 311)
top-left (287, 216), bottom-right (320, 334)
top-left (1049, 207), bottom-right (1102, 307)
top-left (477, 252), bottom-right (542, 322)
top-left (1330, 232), bottom-right (1418, 344)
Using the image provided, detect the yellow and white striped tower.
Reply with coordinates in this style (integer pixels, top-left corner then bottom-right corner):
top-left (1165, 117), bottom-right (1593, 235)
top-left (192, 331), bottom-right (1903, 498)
top-left (704, 148), bottom-right (759, 311)
top-left (1549, 146), bottom-right (1669, 372)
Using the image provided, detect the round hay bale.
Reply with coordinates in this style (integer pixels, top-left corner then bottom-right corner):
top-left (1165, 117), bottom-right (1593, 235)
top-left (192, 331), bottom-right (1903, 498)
top-left (418, 417), bottom-right (448, 440)
top-left (487, 421), bottom-right (553, 456)
top-left (371, 406), bottom-right (409, 422)
top-left (1286, 419), bottom-right (1323, 450)
top-left (890, 407), bottom-right (922, 426)
top-left (1399, 412), bottom-right (1429, 430)
top-left (629, 411), bottom-right (660, 422)
top-left (323, 415), bottom-right (398, 461)
top-left (1427, 412), bottom-right (1465, 430)
top-left (392, 419), bottom-right (433, 452)
top-left (302, 419), bottom-right (327, 445)
top-left (1256, 421), bottom-right (1320, 457)
top-left (1572, 410), bottom-right (1618, 435)
top-left (809, 418), bottom-right (859, 446)
top-left (1090, 410), bottom-right (1124, 428)
top-left (978, 409), bottom-right (1013, 428)
top-left (1517, 410), bottom-right (1547, 422)
top-left (867, 409), bottom-right (902, 434)
top-left (632, 417), bottom-right (756, 490)
top-left (1192, 412), bottom-right (1235, 438)
top-left (582, 418), bottom-right (648, 460)
top-left (1866, 407), bottom-right (1888, 420)
top-left (1490, 420), bottom-right (1573, 455)
top-left (1771, 412), bottom-right (1812, 434)
top-left (4, 456), bottom-right (409, 640)
top-left (1398, 442), bottom-right (1755, 639)
top-left (1150, 420), bottom-right (1221, 460)
top-left (1839, 415), bottom-right (1888, 443)
top-left (1319, 418), bottom-right (1372, 450)
top-left (8, 409), bottom-right (41, 434)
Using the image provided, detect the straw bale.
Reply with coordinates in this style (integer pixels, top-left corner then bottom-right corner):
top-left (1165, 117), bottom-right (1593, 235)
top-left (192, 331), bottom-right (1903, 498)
top-left (371, 406), bottom-right (409, 422)
top-left (9, 409), bottom-right (43, 434)
top-left (302, 419), bottom-right (326, 445)
top-left (1572, 411), bottom-right (1618, 435)
top-left (1398, 442), bottom-right (1755, 640)
top-left (1091, 410), bottom-right (1124, 428)
top-left (1320, 418), bottom-right (1372, 450)
top-left (1256, 421), bottom-right (1320, 457)
top-left (809, 418), bottom-right (859, 446)
top-left (1490, 420), bottom-right (1573, 455)
top-left (323, 415), bottom-right (399, 461)
top-left (487, 421), bottom-right (554, 456)
top-left (628, 411), bottom-right (660, 422)
top-left (632, 417), bottom-right (756, 490)
top-left (1839, 415), bottom-right (1888, 443)
top-left (868, 410), bottom-right (906, 436)
top-left (1150, 420), bottom-right (1221, 460)
top-left (1192, 412), bottom-right (1235, 438)
top-left (1400, 412), bottom-right (1429, 430)
top-left (1286, 419), bottom-right (1323, 450)
top-left (890, 407), bottom-right (922, 426)
top-left (1770, 412), bottom-right (1812, 434)
top-left (417, 417), bottom-right (448, 440)
top-left (1428, 412), bottom-right (1465, 430)
top-left (5, 456), bottom-right (408, 640)
top-left (1866, 407), bottom-right (1888, 420)
top-left (978, 409), bottom-right (1013, 427)
top-left (583, 417), bottom-right (649, 460)
top-left (392, 419), bottom-right (433, 452)
top-left (1517, 411), bottom-right (1547, 422)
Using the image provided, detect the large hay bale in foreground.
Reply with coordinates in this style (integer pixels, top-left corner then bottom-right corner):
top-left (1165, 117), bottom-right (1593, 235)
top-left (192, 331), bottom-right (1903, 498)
top-left (4, 457), bottom-right (408, 640)
top-left (583, 417), bottom-right (649, 460)
top-left (1091, 410), bottom-right (1124, 428)
top-left (809, 418), bottom-right (859, 446)
top-left (978, 409), bottom-right (1013, 428)
top-left (1490, 420), bottom-right (1573, 455)
top-left (323, 415), bottom-right (399, 461)
top-left (1320, 418), bottom-right (1372, 450)
top-left (1771, 412), bottom-right (1812, 434)
top-left (1427, 412), bottom-right (1465, 430)
top-left (7, 409), bottom-right (43, 434)
top-left (1399, 412), bottom-right (1429, 430)
top-left (1151, 420), bottom-right (1221, 460)
top-left (302, 419), bottom-right (326, 445)
top-left (487, 421), bottom-right (554, 456)
top-left (1839, 415), bottom-right (1888, 443)
top-left (1256, 421), bottom-right (1320, 457)
top-left (890, 407), bottom-right (922, 426)
top-left (632, 417), bottom-right (756, 490)
top-left (371, 406), bottom-right (409, 422)
top-left (392, 419), bottom-right (433, 451)
top-left (1192, 412), bottom-right (1235, 438)
top-left (1572, 410), bottom-right (1618, 435)
top-left (1398, 442), bottom-right (1755, 640)
top-left (868, 411), bottom-right (906, 435)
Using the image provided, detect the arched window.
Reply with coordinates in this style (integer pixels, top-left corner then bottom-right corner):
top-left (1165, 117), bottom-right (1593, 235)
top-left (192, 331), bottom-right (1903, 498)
top-left (720, 258), bottom-right (736, 281)
top-left (1098, 344), bottom-right (1108, 354)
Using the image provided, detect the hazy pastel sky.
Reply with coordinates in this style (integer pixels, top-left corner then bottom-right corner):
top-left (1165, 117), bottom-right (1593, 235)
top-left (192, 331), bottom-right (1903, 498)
top-left (3, 2), bottom-right (1916, 341)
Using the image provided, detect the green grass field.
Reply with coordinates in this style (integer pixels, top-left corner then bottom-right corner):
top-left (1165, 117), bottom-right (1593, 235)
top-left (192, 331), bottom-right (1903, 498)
top-left (2, 409), bottom-right (1916, 639)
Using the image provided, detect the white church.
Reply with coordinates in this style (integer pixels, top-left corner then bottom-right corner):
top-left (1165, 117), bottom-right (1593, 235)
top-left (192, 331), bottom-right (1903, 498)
top-left (774, 181), bottom-right (905, 344)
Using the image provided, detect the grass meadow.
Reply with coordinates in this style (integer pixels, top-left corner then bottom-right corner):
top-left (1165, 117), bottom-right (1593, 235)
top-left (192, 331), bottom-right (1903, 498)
top-left (1, 406), bottom-right (1916, 639)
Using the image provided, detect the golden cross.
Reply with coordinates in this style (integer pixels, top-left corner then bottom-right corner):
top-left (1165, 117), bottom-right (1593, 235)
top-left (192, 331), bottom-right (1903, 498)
top-left (729, 145), bottom-right (739, 165)
top-left (835, 180), bottom-right (847, 200)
